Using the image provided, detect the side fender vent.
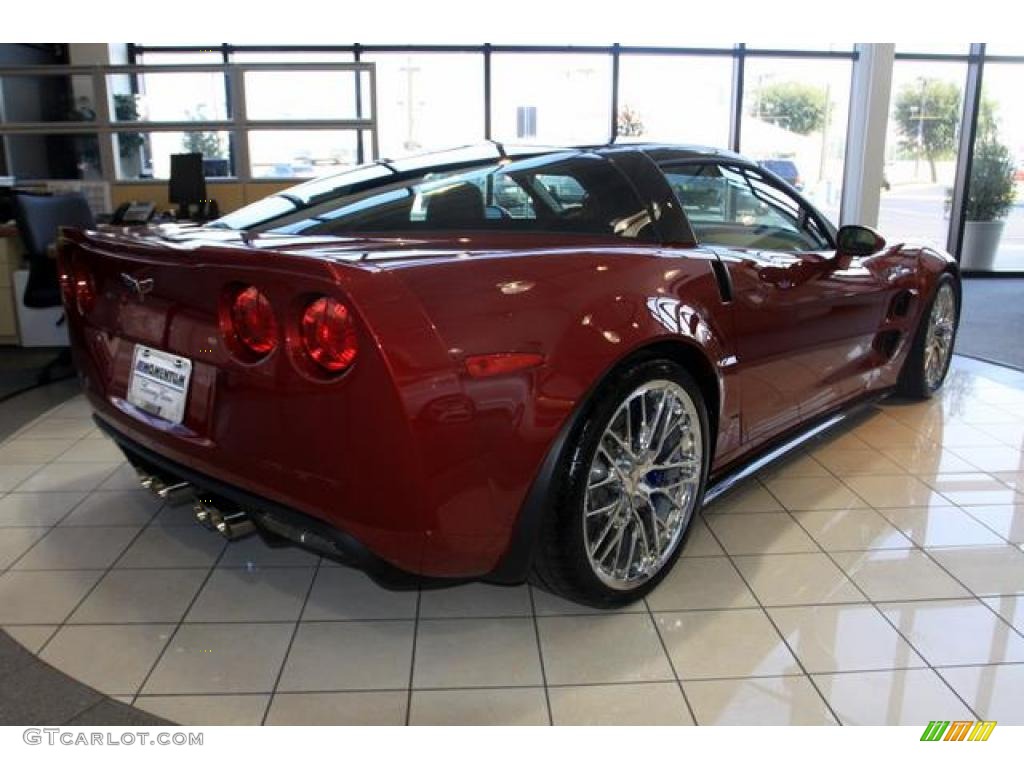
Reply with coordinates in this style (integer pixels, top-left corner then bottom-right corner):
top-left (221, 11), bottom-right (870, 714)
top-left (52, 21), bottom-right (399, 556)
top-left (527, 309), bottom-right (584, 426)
top-left (888, 290), bottom-right (913, 319)
top-left (874, 329), bottom-right (902, 360)
top-left (710, 259), bottom-right (733, 303)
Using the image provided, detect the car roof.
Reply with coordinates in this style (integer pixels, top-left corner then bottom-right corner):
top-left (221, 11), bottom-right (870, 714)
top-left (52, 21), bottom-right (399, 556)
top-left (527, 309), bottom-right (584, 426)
top-left (378, 141), bottom-right (752, 169)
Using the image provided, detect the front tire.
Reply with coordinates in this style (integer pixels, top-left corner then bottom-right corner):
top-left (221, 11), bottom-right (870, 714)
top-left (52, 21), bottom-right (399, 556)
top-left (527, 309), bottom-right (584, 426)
top-left (897, 274), bottom-right (959, 399)
top-left (530, 359), bottom-right (710, 608)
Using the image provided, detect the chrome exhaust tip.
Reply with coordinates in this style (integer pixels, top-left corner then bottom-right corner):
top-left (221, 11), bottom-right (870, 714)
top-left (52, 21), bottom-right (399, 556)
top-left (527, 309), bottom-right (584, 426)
top-left (216, 510), bottom-right (255, 540)
top-left (157, 481), bottom-right (193, 506)
top-left (193, 499), bottom-right (254, 540)
top-left (193, 500), bottom-right (215, 529)
top-left (137, 473), bottom-right (165, 493)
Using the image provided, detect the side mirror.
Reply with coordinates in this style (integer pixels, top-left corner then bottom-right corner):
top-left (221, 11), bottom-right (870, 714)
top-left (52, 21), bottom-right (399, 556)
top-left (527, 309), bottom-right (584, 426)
top-left (835, 224), bottom-right (886, 259)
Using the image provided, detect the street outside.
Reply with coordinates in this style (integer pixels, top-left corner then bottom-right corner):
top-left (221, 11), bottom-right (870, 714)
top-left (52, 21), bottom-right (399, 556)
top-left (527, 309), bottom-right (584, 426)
top-left (877, 183), bottom-right (1024, 270)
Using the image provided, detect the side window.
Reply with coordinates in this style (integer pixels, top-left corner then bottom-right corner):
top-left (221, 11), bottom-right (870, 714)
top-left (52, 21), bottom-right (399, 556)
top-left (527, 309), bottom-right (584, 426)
top-left (489, 173), bottom-right (536, 219)
top-left (660, 162), bottom-right (829, 252)
top-left (534, 174), bottom-right (587, 212)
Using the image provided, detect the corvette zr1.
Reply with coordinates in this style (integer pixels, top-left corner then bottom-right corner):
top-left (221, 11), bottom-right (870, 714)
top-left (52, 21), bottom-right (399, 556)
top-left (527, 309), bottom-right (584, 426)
top-left (57, 143), bottom-right (960, 606)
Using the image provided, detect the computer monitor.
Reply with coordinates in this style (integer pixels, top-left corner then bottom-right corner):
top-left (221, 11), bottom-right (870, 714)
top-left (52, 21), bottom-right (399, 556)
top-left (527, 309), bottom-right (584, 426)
top-left (168, 153), bottom-right (206, 219)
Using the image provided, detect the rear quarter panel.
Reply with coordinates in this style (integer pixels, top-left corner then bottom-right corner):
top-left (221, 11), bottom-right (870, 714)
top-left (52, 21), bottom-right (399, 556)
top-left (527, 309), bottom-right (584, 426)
top-left (377, 241), bottom-right (736, 573)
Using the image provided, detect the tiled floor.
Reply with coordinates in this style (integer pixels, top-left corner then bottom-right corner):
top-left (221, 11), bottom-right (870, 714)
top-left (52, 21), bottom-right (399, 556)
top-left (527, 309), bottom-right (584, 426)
top-left (1, 359), bottom-right (1024, 725)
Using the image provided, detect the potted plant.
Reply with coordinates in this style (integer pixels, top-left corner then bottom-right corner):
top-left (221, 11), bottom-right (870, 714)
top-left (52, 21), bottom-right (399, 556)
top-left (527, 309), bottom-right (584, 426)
top-left (961, 136), bottom-right (1016, 270)
top-left (183, 104), bottom-right (227, 176)
top-left (114, 93), bottom-right (145, 179)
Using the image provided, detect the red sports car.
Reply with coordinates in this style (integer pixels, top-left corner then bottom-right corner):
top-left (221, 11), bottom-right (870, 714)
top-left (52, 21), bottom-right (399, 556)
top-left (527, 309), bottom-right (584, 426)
top-left (58, 143), bottom-right (960, 607)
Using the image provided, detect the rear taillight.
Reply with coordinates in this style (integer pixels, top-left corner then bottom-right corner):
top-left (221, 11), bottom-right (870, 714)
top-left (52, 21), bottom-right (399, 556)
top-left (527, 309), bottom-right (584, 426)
top-left (60, 252), bottom-right (95, 315)
top-left (299, 296), bottom-right (358, 374)
top-left (222, 285), bottom-right (278, 358)
top-left (73, 261), bottom-right (96, 315)
top-left (58, 265), bottom-right (75, 307)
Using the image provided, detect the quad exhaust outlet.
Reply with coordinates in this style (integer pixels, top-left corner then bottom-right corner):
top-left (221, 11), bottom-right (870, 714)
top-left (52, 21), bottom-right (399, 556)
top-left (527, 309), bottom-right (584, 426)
top-left (156, 481), bottom-right (194, 506)
top-left (137, 473), bottom-right (192, 506)
top-left (134, 467), bottom-right (255, 540)
top-left (193, 499), bottom-right (255, 540)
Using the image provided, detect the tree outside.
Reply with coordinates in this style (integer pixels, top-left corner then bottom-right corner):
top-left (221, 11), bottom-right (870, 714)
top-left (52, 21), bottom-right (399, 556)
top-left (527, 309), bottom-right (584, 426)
top-left (892, 77), bottom-right (961, 183)
top-left (183, 104), bottom-right (224, 159)
top-left (749, 81), bottom-right (829, 136)
top-left (616, 105), bottom-right (645, 137)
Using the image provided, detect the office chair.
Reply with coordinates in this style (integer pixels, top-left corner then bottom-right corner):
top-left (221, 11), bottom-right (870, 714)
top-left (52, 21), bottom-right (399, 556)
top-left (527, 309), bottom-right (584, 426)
top-left (12, 192), bottom-right (95, 384)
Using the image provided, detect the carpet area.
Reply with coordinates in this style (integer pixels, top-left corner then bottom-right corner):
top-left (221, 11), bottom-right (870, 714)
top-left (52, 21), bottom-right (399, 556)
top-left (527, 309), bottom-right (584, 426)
top-left (955, 278), bottom-right (1024, 371)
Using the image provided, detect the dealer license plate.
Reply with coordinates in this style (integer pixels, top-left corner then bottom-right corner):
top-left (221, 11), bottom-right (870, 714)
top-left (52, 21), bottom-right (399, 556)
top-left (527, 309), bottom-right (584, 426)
top-left (127, 345), bottom-right (192, 425)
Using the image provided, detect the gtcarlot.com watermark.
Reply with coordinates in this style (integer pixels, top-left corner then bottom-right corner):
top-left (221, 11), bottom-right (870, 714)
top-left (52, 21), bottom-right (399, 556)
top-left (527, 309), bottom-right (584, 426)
top-left (23, 729), bottom-right (203, 747)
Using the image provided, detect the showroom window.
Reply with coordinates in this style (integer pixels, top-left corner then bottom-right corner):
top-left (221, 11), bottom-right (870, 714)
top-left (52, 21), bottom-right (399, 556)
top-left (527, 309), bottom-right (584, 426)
top-left (360, 53), bottom-right (484, 160)
top-left (107, 45), bottom-right (375, 180)
top-left (114, 130), bottom-right (234, 180)
top-left (960, 62), bottom-right (1024, 272)
top-left (231, 51), bottom-right (354, 63)
top-left (490, 53), bottom-right (612, 146)
top-left (108, 70), bottom-right (230, 124)
top-left (105, 69), bottom-right (234, 180)
top-left (134, 48), bottom-right (223, 65)
top-left (740, 55), bottom-right (853, 224)
top-left (616, 54), bottom-right (733, 148)
top-left (877, 58), bottom-right (969, 250)
top-left (4, 40), bottom-right (1019, 274)
top-left (248, 129), bottom-right (361, 179)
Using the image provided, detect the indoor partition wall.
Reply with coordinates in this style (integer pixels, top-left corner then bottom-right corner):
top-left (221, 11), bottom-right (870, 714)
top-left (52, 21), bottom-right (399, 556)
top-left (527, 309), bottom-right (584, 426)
top-left (0, 61), bottom-right (378, 185)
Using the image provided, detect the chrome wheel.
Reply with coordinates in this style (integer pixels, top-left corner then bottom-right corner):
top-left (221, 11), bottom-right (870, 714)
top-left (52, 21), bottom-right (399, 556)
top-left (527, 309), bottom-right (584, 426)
top-left (924, 283), bottom-right (956, 390)
top-left (583, 379), bottom-right (702, 590)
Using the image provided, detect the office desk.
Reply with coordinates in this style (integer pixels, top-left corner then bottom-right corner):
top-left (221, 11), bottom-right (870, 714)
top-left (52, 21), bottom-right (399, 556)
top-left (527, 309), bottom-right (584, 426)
top-left (0, 225), bottom-right (24, 345)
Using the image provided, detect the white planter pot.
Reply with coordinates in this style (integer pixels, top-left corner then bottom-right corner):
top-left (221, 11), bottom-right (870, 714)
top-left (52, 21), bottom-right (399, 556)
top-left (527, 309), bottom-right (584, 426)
top-left (961, 220), bottom-right (1005, 271)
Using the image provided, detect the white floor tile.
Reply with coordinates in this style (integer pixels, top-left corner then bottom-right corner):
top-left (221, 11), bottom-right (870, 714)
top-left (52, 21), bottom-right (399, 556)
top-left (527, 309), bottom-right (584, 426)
top-left (814, 669), bottom-right (974, 725)
top-left (538, 613), bottom-right (674, 685)
top-left (277, 621), bottom-right (415, 692)
top-left (684, 676), bottom-right (837, 725)
top-left (142, 623), bottom-right (295, 695)
top-left (413, 617), bottom-right (543, 688)
top-left (656, 609), bottom-right (800, 680)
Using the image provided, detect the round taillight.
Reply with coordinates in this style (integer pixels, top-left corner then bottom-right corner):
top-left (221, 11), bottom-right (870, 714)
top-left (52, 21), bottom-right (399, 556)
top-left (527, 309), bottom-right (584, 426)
top-left (227, 286), bottom-right (278, 356)
top-left (59, 266), bottom-right (75, 307)
top-left (300, 297), bottom-right (358, 373)
top-left (73, 260), bottom-right (95, 315)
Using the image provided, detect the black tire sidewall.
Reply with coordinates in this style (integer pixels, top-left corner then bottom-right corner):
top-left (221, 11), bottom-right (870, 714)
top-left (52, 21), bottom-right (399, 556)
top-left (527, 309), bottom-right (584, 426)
top-left (552, 358), bottom-right (710, 607)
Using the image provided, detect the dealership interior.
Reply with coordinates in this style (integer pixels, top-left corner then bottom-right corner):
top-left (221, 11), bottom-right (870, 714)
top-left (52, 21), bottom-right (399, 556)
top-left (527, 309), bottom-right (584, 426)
top-left (1, 42), bottom-right (1023, 727)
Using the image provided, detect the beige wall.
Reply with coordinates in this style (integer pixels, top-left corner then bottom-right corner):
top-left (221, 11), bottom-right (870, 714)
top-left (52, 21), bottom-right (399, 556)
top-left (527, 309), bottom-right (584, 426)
top-left (110, 181), bottom-right (295, 216)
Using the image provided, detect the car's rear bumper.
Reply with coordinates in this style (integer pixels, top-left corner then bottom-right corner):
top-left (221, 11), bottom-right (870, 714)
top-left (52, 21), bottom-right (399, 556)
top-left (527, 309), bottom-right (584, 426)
top-left (95, 414), bottom-right (466, 590)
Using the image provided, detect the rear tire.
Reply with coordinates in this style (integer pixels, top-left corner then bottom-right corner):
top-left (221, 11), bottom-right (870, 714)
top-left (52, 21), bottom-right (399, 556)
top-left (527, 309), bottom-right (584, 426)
top-left (897, 274), bottom-right (959, 399)
top-left (530, 359), bottom-right (709, 608)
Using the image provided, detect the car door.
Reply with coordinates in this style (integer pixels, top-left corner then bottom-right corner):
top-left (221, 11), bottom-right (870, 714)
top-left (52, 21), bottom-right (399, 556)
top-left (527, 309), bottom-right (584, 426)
top-left (657, 159), bottom-right (887, 446)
